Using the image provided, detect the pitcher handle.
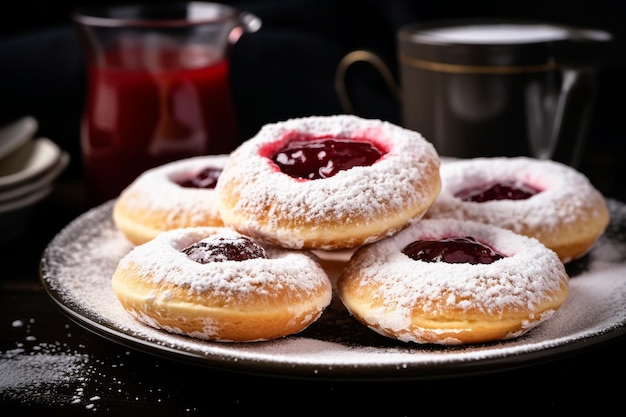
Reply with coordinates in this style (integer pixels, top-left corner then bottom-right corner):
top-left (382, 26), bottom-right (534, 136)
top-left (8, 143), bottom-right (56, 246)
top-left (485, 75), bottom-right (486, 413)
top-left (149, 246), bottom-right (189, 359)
top-left (238, 11), bottom-right (262, 33)
top-left (335, 50), bottom-right (400, 114)
top-left (228, 12), bottom-right (262, 44)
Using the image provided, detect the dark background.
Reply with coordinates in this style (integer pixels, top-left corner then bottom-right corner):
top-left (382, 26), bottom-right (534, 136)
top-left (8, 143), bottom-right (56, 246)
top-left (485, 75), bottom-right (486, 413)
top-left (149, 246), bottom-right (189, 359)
top-left (1, 0), bottom-right (624, 200)
top-left (0, 4), bottom-right (624, 412)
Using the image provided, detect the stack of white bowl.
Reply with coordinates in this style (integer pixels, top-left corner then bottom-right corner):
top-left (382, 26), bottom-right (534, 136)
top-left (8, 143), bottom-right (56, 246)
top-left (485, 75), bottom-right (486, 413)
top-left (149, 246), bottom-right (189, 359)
top-left (0, 116), bottom-right (69, 242)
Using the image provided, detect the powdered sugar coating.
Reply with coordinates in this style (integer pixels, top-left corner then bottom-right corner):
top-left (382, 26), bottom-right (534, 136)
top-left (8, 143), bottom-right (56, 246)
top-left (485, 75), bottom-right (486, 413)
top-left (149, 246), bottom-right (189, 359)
top-left (117, 227), bottom-right (328, 294)
top-left (113, 155), bottom-right (230, 244)
top-left (111, 226), bottom-right (333, 341)
top-left (337, 218), bottom-right (569, 345)
top-left (216, 115), bottom-right (441, 249)
top-left (121, 155), bottom-right (229, 220)
top-left (425, 157), bottom-right (610, 261)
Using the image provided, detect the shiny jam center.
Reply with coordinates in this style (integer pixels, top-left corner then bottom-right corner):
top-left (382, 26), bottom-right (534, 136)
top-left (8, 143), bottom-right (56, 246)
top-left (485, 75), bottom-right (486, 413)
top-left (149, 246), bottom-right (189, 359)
top-left (176, 167), bottom-right (222, 189)
top-left (455, 181), bottom-right (539, 202)
top-left (272, 137), bottom-right (383, 180)
top-left (182, 236), bottom-right (266, 263)
top-left (402, 236), bottom-right (505, 264)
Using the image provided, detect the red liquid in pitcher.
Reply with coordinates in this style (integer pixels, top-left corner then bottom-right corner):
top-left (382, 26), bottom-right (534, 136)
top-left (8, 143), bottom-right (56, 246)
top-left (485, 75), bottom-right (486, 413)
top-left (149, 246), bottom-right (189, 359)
top-left (82, 46), bottom-right (238, 205)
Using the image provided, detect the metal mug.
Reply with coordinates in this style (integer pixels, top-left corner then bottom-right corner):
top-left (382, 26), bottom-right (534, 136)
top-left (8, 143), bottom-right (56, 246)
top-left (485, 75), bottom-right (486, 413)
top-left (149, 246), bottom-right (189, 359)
top-left (336, 19), bottom-right (612, 168)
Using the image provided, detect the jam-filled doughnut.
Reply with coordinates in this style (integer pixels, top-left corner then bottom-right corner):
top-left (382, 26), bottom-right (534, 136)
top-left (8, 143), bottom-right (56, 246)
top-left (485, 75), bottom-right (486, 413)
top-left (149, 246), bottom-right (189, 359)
top-left (113, 155), bottom-right (230, 245)
top-left (111, 227), bottom-right (333, 342)
top-left (336, 218), bottom-right (569, 345)
top-left (216, 115), bottom-right (441, 250)
top-left (425, 157), bottom-right (610, 262)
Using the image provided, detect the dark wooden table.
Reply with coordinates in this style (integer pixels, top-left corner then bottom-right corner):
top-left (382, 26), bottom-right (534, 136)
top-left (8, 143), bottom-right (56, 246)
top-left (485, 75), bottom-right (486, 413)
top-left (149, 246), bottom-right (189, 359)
top-left (2, 173), bottom-right (625, 415)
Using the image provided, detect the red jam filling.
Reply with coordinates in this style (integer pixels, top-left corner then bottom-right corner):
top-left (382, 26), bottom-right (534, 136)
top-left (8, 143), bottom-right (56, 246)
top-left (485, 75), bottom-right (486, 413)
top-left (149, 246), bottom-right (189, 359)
top-left (175, 167), bottom-right (222, 189)
top-left (182, 236), bottom-right (266, 263)
top-left (402, 236), bottom-right (505, 265)
top-left (271, 136), bottom-right (383, 180)
top-left (455, 181), bottom-right (539, 202)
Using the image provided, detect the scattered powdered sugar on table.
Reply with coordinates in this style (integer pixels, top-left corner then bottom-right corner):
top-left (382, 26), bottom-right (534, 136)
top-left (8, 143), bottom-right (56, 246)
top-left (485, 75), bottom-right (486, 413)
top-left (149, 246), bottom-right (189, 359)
top-left (0, 318), bottom-right (101, 410)
top-left (39, 199), bottom-right (626, 377)
top-left (1, 314), bottom-right (186, 409)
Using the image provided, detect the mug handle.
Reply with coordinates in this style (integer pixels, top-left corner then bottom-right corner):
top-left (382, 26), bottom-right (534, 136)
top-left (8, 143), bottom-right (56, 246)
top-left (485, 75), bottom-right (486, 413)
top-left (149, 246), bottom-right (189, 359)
top-left (550, 67), bottom-right (597, 166)
top-left (543, 29), bottom-right (611, 164)
top-left (334, 50), bottom-right (401, 114)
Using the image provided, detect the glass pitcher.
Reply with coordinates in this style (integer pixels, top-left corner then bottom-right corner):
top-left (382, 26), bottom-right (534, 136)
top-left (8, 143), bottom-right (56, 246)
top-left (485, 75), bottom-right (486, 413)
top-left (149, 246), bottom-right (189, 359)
top-left (73, 2), bottom-right (261, 205)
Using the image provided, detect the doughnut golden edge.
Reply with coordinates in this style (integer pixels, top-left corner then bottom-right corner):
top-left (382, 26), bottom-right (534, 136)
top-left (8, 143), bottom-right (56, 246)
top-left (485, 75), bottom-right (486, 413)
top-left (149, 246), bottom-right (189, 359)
top-left (113, 191), bottom-right (225, 246)
top-left (337, 274), bottom-right (569, 345)
top-left (528, 195), bottom-right (610, 262)
top-left (112, 263), bottom-right (333, 342)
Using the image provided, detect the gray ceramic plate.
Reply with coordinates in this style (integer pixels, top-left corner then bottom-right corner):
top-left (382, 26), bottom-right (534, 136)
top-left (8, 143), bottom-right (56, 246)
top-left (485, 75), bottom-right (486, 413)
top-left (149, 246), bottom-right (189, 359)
top-left (40, 199), bottom-right (626, 380)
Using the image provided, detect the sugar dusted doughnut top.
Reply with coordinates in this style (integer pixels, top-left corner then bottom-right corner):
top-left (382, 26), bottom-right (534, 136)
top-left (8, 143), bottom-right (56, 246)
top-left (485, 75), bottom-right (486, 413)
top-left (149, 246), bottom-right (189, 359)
top-left (113, 155), bottom-right (230, 245)
top-left (116, 227), bottom-right (328, 296)
top-left (337, 218), bottom-right (570, 345)
top-left (216, 115), bottom-right (442, 250)
top-left (111, 227), bottom-right (333, 342)
top-left (425, 157), bottom-right (610, 261)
